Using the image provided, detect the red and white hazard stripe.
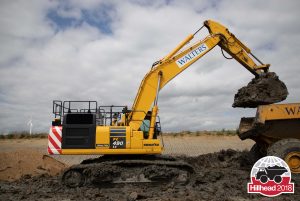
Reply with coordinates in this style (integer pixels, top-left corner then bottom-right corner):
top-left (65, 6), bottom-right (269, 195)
top-left (48, 126), bottom-right (62, 154)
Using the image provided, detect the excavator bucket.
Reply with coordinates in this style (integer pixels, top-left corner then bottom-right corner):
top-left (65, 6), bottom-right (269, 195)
top-left (233, 72), bottom-right (288, 108)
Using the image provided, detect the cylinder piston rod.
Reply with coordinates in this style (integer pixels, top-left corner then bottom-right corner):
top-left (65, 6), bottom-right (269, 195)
top-left (149, 72), bottom-right (163, 139)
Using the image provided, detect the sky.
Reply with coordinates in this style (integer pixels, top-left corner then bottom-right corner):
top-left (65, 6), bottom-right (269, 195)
top-left (0, 0), bottom-right (300, 133)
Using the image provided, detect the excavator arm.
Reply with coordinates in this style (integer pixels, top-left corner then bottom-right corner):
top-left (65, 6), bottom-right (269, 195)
top-left (127, 20), bottom-right (271, 132)
top-left (204, 20), bottom-right (270, 76)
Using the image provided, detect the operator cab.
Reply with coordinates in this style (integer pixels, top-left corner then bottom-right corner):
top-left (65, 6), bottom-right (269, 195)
top-left (51, 101), bottom-right (162, 151)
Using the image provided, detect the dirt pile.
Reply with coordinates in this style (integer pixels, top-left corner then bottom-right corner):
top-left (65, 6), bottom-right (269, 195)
top-left (233, 72), bottom-right (288, 108)
top-left (1, 150), bottom-right (298, 201)
top-left (0, 150), bottom-right (67, 181)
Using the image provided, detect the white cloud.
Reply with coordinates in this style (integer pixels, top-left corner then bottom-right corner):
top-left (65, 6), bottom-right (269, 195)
top-left (0, 0), bottom-right (299, 133)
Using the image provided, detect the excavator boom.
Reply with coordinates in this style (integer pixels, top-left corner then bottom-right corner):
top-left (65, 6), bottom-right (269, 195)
top-left (128, 20), bottom-right (282, 131)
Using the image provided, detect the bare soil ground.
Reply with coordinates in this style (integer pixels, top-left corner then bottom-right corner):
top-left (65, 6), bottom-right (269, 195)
top-left (0, 136), bottom-right (299, 201)
top-left (0, 150), bottom-right (67, 181)
top-left (0, 135), bottom-right (254, 165)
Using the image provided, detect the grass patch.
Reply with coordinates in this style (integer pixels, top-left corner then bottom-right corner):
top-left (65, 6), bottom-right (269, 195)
top-left (0, 131), bottom-right (48, 140)
top-left (163, 129), bottom-right (237, 137)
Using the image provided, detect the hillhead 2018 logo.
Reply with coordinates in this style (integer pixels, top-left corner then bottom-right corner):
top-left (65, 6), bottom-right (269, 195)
top-left (248, 156), bottom-right (294, 197)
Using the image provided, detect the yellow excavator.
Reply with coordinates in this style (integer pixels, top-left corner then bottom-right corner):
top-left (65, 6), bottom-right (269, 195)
top-left (49, 20), bottom-right (288, 187)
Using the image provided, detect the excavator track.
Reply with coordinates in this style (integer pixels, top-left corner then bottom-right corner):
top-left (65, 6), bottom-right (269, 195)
top-left (62, 155), bottom-right (194, 188)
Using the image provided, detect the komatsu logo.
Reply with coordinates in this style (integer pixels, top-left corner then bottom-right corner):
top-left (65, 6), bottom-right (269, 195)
top-left (176, 43), bottom-right (208, 68)
top-left (144, 143), bottom-right (159, 146)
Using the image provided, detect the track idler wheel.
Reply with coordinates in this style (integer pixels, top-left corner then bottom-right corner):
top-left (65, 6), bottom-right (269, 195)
top-left (62, 169), bottom-right (86, 188)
